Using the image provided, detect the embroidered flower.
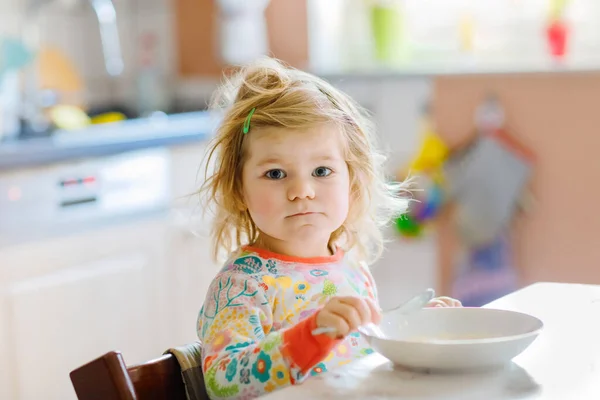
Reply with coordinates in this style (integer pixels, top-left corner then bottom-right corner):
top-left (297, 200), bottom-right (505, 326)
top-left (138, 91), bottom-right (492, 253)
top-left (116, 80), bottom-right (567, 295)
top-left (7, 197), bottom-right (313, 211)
top-left (276, 276), bottom-right (292, 288)
top-left (263, 275), bottom-right (292, 289)
top-left (360, 348), bottom-right (375, 356)
top-left (265, 381), bottom-right (277, 393)
top-left (266, 259), bottom-right (278, 275)
top-left (306, 269), bottom-right (328, 283)
top-left (240, 386), bottom-right (261, 399)
top-left (305, 268), bottom-right (343, 284)
top-left (225, 358), bottom-right (238, 382)
top-left (240, 367), bottom-right (251, 384)
top-left (311, 363), bottom-right (327, 376)
top-left (322, 280), bottom-right (338, 296)
top-left (218, 358), bottom-right (230, 371)
top-left (335, 343), bottom-right (350, 357)
top-left (251, 351), bottom-right (272, 382)
top-left (203, 354), bottom-right (218, 371)
top-left (240, 351), bottom-right (251, 367)
top-left (271, 365), bottom-right (289, 385)
top-left (349, 331), bottom-right (361, 346)
top-left (211, 330), bottom-right (233, 352)
top-left (293, 281), bottom-right (310, 295)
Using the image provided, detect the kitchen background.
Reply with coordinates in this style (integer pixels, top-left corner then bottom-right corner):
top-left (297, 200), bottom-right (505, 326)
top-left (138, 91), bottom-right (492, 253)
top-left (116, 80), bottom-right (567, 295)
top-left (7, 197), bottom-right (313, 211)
top-left (1, 0), bottom-right (599, 399)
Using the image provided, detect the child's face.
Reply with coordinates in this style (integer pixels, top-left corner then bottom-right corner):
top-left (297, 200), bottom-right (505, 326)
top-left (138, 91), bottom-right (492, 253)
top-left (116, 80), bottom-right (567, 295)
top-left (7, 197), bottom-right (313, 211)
top-left (241, 124), bottom-right (350, 257)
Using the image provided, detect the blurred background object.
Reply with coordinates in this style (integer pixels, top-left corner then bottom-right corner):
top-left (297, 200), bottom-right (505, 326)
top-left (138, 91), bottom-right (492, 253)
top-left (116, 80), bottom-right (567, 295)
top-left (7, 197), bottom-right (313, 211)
top-left (215, 0), bottom-right (271, 65)
top-left (0, 35), bottom-right (33, 141)
top-left (19, 0), bottom-right (124, 137)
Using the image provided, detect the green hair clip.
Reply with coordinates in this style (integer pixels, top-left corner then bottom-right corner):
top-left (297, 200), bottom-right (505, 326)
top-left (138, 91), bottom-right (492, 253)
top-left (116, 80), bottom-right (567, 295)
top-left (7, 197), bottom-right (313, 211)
top-left (242, 108), bottom-right (256, 134)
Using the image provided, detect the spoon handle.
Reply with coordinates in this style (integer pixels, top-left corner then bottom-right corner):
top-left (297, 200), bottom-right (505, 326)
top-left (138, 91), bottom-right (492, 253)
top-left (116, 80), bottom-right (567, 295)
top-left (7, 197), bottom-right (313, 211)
top-left (311, 326), bottom-right (337, 336)
top-left (311, 288), bottom-right (436, 336)
top-left (387, 288), bottom-right (436, 314)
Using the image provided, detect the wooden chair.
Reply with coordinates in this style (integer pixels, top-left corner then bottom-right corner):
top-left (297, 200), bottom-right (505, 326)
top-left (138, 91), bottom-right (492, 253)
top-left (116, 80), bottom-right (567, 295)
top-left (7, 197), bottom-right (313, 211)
top-left (70, 350), bottom-right (209, 400)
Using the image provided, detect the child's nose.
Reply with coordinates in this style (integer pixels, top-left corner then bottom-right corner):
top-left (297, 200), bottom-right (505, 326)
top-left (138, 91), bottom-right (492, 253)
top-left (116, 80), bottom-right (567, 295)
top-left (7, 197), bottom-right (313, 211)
top-left (287, 177), bottom-right (315, 201)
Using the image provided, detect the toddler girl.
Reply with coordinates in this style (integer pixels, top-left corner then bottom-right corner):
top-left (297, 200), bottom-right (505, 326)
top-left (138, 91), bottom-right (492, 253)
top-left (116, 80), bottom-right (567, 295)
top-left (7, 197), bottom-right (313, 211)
top-left (197, 58), bottom-right (459, 399)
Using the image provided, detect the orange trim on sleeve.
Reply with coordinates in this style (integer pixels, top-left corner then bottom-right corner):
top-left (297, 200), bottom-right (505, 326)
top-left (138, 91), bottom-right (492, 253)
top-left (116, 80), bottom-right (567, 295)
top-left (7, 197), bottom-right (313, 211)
top-left (281, 312), bottom-right (340, 375)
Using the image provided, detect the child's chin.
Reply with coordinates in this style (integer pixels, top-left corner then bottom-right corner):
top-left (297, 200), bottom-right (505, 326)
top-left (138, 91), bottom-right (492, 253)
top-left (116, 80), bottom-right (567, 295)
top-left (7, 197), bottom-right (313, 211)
top-left (291, 224), bottom-right (329, 235)
top-left (282, 225), bottom-right (326, 238)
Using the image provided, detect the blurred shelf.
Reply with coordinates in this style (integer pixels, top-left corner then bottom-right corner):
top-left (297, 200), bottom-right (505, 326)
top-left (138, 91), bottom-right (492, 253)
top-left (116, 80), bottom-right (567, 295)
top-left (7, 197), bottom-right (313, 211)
top-left (0, 111), bottom-right (218, 171)
top-left (311, 56), bottom-right (600, 80)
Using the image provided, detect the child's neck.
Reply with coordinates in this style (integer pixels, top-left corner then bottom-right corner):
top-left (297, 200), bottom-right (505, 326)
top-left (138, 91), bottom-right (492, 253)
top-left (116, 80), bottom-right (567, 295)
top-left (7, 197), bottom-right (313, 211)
top-left (252, 235), bottom-right (333, 259)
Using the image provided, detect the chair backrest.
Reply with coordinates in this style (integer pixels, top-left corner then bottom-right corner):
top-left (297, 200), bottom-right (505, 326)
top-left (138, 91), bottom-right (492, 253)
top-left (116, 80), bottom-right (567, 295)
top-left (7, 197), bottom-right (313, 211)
top-left (70, 350), bottom-right (207, 400)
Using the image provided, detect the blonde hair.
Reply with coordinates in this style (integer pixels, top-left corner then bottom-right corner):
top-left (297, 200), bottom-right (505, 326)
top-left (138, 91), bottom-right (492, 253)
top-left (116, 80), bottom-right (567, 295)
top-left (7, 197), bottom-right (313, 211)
top-left (198, 57), bottom-right (408, 264)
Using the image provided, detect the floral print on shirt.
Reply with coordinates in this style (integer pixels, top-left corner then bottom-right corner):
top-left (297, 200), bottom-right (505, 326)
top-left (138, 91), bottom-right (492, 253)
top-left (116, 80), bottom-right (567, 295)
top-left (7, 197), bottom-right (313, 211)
top-left (197, 246), bottom-right (379, 399)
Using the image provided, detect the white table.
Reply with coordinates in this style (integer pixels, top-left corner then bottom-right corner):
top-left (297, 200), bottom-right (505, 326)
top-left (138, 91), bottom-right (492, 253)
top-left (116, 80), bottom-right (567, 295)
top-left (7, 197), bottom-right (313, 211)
top-left (262, 283), bottom-right (600, 400)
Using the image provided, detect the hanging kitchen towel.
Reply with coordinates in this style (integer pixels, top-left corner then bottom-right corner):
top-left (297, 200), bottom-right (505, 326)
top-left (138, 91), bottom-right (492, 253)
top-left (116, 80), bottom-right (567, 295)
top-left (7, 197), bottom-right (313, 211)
top-left (452, 230), bottom-right (518, 307)
top-left (443, 128), bottom-right (534, 247)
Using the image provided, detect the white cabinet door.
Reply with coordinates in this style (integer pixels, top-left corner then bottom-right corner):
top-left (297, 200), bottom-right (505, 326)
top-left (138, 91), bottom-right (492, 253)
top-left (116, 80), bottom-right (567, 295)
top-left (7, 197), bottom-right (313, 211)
top-left (166, 210), bottom-right (220, 347)
top-left (166, 142), bottom-right (221, 346)
top-left (0, 217), bottom-right (169, 400)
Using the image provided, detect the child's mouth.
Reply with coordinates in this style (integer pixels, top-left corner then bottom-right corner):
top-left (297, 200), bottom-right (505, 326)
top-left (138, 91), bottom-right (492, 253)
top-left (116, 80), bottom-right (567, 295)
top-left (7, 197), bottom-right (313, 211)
top-left (288, 212), bottom-right (317, 217)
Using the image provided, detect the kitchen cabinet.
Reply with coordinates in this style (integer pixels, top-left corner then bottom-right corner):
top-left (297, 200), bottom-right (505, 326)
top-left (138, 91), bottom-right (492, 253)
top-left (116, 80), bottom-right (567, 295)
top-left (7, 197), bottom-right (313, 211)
top-left (0, 216), bottom-right (170, 400)
top-left (166, 210), bottom-right (219, 346)
top-left (0, 140), bottom-right (221, 399)
top-left (0, 142), bottom-right (219, 399)
top-left (166, 142), bottom-right (221, 346)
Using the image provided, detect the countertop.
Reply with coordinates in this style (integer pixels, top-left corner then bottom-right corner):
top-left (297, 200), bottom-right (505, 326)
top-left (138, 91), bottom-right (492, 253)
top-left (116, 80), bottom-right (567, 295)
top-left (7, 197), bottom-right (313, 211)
top-left (0, 111), bottom-right (218, 171)
top-left (262, 282), bottom-right (600, 400)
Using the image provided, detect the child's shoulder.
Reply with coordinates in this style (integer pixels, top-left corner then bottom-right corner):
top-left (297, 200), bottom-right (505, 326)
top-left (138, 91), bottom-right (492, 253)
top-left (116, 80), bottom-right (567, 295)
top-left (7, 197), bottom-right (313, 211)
top-left (213, 247), bottom-right (279, 279)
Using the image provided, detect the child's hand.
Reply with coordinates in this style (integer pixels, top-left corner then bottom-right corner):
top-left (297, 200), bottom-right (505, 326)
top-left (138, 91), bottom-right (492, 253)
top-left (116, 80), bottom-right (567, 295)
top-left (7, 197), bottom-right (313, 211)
top-left (426, 296), bottom-right (462, 308)
top-left (316, 296), bottom-right (381, 339)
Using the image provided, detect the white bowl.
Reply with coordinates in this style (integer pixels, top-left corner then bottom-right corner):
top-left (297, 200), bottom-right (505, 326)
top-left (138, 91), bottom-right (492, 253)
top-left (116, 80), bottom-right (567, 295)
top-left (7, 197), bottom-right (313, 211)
top-left (363, 307), bottom-right (543, 371)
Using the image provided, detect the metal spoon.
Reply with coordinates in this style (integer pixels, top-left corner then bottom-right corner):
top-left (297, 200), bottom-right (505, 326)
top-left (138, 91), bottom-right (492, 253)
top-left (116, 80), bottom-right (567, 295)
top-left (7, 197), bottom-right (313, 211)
top-left (311, 288), bottom-right (436, 337)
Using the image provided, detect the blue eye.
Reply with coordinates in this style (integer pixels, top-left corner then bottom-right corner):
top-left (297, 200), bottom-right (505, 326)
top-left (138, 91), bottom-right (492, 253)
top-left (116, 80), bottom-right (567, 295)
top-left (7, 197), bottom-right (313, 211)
top-left (313, 167), bottom-right (332, 177)
top-left (265, 169), bottom-right (286, 180)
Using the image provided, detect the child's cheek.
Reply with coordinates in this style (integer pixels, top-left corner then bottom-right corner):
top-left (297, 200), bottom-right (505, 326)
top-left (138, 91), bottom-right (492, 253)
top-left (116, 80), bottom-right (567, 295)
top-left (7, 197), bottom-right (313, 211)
top-left (247, 187), bottom-right (281, 218)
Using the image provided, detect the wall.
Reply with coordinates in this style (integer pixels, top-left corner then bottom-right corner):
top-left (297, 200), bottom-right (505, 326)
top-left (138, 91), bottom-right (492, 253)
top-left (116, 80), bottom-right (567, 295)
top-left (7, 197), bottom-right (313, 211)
top-left (433, 72), bottom-right (600, 293)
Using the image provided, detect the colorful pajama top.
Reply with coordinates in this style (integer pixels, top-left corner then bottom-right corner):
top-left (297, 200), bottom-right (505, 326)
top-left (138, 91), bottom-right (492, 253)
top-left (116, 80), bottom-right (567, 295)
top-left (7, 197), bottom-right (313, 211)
top-left (197, 246), bottom-right (378, 399)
